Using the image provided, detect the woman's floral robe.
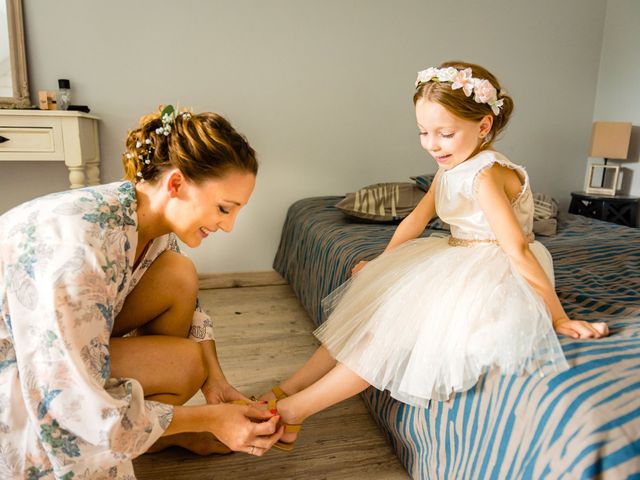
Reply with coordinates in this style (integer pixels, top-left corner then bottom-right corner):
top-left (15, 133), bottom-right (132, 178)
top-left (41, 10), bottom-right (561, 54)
top-left (0, 182), bottom-right (214, 479)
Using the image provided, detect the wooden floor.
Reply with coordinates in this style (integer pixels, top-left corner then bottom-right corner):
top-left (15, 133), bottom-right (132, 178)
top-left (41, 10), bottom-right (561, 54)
top-left (133, 274), bottom-right (409, 480)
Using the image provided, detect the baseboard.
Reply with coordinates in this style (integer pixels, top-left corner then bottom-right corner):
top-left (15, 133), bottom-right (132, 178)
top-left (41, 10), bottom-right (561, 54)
top-left (198, 270), bottom-right (287, 289)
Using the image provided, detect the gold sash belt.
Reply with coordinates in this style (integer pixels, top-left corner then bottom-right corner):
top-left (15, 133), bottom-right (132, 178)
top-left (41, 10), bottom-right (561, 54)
top-left (448, 233), bottom-right (534, 247)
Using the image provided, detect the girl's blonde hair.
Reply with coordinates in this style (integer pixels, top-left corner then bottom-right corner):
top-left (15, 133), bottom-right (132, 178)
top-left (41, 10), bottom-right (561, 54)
top-left (413, 61), bottom-right (514, 147)
top-left (122, 107), bottom-right (258, 183)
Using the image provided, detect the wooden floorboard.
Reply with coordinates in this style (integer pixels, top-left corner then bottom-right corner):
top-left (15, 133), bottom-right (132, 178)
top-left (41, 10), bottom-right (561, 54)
top-left (198, 270), bottom-right (287, 290)
top-left (133, 281), bottom-right (409, 480)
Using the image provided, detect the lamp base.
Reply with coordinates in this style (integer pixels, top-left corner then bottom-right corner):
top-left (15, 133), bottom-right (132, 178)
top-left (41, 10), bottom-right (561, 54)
top-left (585, 163), bottom-right (619, 196)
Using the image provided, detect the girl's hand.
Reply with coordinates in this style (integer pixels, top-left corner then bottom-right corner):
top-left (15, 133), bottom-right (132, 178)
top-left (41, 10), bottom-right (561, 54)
top-left (554, 318), bottom-right (609, 339)
top-left (351, 260), bottom-right (369, 277)
top-left (202, 378), bottom-right (250, 405)
top-left (206, 403), bottom-right (284, 456)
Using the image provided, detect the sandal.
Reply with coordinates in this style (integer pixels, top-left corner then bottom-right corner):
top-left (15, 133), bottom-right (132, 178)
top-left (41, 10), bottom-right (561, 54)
top-left (248, 385), bottom-right (289, 402)
top-left (267, 399), bottom-right (302, 452)
top-left (230, 399), bottom-right (301, 451)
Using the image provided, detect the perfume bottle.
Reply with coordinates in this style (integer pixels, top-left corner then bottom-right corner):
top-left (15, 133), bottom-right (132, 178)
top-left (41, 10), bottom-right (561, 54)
top-left (57, 79), bottom-right (71, 110)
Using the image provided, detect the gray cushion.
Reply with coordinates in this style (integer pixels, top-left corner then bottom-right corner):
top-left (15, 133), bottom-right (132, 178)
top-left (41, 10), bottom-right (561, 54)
top-left (533, 218), bottom-right (558, 237)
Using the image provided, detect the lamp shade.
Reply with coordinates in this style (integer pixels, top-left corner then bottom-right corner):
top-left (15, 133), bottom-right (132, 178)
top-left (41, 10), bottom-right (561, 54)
top-left (589, 121), bottom-right (633, 160)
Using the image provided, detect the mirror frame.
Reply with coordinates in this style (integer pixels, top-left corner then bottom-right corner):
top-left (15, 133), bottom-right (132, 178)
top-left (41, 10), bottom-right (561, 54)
top-left (0, 0), bottom-right (30, 108)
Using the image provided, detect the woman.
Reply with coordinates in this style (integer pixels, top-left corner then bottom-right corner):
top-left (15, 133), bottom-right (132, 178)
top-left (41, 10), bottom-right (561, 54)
top-left (0, 106), bottom-right (283, 479)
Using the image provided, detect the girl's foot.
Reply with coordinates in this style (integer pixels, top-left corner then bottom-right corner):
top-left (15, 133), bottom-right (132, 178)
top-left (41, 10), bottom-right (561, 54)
top-left (148, 432), bottom-right (232, 455)
top-left (230, 397), bottom-right (301, 450)
top-left (272, 398), bottom-right (304, 448)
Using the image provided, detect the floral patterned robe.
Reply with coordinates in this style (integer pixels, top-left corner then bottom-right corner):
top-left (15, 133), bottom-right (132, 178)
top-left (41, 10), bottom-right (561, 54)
top-left (0, 182), bottom-right (214, 479)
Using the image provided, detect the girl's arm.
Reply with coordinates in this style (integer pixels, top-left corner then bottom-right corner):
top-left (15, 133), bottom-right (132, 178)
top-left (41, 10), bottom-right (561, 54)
top-left (384, 171), bottom-right (440, 253)
top-left (475, 165), bottom-right (608, 339)
top-left (352, 172), bottom-right (439, 276)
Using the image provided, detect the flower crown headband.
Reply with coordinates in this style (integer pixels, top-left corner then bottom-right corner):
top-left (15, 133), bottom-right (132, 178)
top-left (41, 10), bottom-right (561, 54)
top-left (415, 67), bottom-right (505, 115)
top-left (126, 104), bottom-right (192, 182)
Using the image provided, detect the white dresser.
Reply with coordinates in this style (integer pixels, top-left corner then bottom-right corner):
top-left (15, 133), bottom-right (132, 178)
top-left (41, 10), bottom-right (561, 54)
top-left (0, 109), bottom-right (100, 189)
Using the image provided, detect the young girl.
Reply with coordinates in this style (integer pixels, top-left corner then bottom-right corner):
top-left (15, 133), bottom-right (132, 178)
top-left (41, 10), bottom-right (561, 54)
top-left (0, 106), bottom-right (283, 479)
top-left (260, 61), bottom-right (609, 450)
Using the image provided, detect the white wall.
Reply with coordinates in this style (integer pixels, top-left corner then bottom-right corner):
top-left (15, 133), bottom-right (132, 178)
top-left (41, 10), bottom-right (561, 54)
top-left (1, 0), bottom-right (606, 272)
top-left (592, 0), bottom-right (640, 196)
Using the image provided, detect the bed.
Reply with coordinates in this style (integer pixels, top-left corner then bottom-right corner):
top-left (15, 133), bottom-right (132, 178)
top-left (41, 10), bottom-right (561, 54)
top-left (273, 196), bottom-right (640, 479)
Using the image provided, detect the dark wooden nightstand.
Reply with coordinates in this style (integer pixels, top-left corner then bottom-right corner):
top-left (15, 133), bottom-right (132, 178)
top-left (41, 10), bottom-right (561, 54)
top-left (569, 191), bottom-right (639, 228)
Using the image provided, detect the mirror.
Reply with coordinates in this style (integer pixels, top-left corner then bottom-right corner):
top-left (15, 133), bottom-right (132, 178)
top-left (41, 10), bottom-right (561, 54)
top-left (0, 0), bottom-right (30, 108)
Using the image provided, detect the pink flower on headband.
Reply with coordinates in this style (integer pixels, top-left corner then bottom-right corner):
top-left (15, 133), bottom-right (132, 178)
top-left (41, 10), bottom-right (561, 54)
top-left (473, 79), bottom-right (498, 104)
top-left (473, 79), bottom-right (504, 115)
top-left (451, 68), bottom-right (474, 97)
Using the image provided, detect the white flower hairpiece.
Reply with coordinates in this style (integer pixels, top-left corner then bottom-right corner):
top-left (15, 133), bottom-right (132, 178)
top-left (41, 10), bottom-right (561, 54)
top-left (133, 104), bottom-right (193, 182)
top-left (415, 67), bottom-right (505, 115)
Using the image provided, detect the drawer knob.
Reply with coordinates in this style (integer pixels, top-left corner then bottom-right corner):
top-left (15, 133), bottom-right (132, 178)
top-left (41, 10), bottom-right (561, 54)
top-left (0, 135), bottom-right (9, 144)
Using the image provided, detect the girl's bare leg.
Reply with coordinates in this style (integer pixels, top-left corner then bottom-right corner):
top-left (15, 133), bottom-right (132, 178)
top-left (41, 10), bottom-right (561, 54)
top-left (110, 250), bottom-right (230, 455)
top-left (260, 345), bottom-right (337, 400)
top-left (274, 363), bottom-right (370, 444)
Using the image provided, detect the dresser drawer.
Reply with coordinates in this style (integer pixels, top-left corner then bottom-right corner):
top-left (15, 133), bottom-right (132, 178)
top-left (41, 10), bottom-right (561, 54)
top-left (0, 110), bottom-right (100, 188)
top-left (0, 117), bottom-right (64, 161)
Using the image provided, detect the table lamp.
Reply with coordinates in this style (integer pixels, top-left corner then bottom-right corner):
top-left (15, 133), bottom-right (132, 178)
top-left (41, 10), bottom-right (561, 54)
top-left (586, 121), bottom-right (632, 195)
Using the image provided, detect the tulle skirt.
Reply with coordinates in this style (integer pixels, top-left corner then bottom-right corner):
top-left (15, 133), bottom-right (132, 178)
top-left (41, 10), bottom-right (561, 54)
top-left (314, 236), bottom-right (569, 407)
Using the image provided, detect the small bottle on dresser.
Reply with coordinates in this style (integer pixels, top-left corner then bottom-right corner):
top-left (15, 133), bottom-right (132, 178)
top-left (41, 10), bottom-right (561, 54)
top-left (57, 79), bottom-right (71, 110)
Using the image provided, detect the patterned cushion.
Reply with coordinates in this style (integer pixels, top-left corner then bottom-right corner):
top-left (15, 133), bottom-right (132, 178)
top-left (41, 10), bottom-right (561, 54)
top-left (335, 182), bottom-right (424, 222)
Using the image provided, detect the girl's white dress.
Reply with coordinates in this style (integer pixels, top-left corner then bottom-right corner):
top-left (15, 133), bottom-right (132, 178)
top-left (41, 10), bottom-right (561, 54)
top-left (315, 151), bottom-right (569, 407)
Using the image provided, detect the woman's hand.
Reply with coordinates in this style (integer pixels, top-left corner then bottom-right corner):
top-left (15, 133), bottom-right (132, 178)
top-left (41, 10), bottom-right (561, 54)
top-left (351, 260), bottom-right (369, 277)
top-left (554, 318), bottom-right (609, 339)
top-left (202, 378), bottom-right (250, 405)
top-left (204, 403), bottom-right (284, 456)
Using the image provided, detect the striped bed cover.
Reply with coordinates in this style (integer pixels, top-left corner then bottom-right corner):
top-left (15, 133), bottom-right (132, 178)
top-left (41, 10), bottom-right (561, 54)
top-left (273, 196), bottom-right (640, 479)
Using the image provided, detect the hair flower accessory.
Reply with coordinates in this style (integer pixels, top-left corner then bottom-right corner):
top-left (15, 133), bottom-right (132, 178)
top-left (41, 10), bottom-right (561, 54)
top-left (155, 105), bottom-right (175, 136)
top-left (436, 67), bottom-right (458, 82)
top-left (154, 104), bottom-right (192, 135)
top-left (415, 66), bottom-right (505, 115)
top-left (131, 104), bottom-right (193, 183)
top-left (451, 68), bottom-right (474, 97)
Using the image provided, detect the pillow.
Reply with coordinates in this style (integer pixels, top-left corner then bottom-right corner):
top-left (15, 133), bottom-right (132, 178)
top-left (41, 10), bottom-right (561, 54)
top-left (533, 218), bottom-right (557, 237)
top-left (532, 193), bottom-right (559, 236)
top-left (336, 182), bottom-right (424, 222)
top-left (533, 193), bottom-right (559, 220)
top-left (411, 173), bottom-right (436, 192)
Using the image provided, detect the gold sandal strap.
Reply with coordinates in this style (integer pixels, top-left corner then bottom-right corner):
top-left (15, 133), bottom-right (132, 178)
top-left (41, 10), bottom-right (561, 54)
top-left (284, 424), bottom-right (302, 433)
top-left (272, 386), bottom-right (289, 400)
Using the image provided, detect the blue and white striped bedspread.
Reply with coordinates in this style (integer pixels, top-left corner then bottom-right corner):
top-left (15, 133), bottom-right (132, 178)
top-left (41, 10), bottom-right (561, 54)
top-left (273, 196), bottom-right (640, 479)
